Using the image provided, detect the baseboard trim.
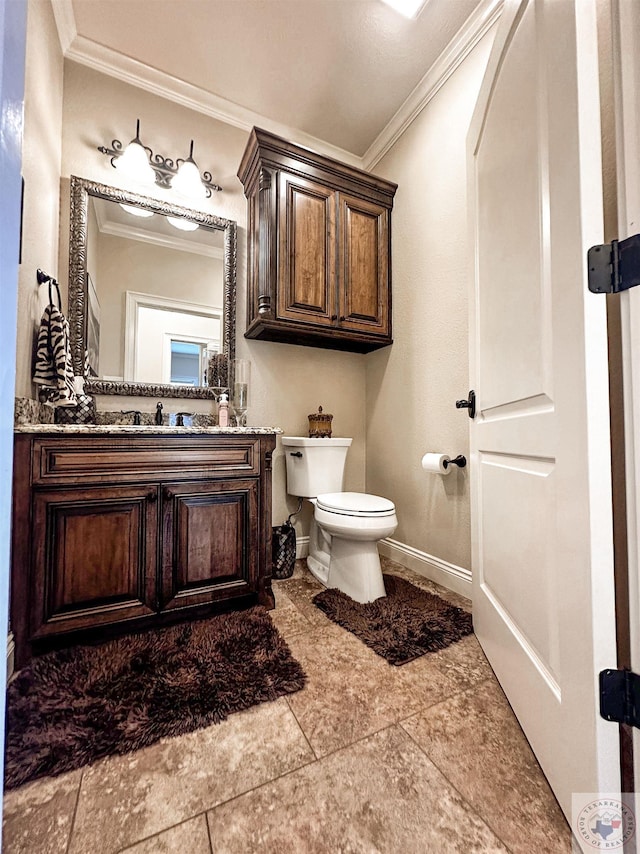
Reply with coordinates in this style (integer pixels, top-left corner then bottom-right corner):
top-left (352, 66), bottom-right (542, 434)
top-left (6, 631), bottom-right (15, 681)
top-left (379, 538), bottom-right (472, 599)
top-left (297, 534), bottom-right (471, 598)
top-left (296, 535), bottom-right (310, 560)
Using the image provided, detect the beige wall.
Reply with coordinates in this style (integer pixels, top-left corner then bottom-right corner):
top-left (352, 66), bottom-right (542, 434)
top-left (24, 59), bottom-right (366, 526)
top-left (16, 0), bottom-right (64, 400)
top-left (366, 31), bottom-right (495, 572)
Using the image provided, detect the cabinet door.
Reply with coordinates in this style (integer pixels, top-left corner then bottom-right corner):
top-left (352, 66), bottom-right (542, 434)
top-left (160, 479), bottom-right (258, 611)
top-left (277, 171), bottom-right (337, 326)
top-left (31, 484), bottom-right (158, 639)
top-left (338, 193), bottom-right (391, 337)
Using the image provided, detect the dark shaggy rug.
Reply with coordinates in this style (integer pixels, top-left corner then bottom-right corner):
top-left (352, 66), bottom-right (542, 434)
top-left (5, 607), bottom-right (306, 790)
top-left (313, 573), bottom-right (473, 665)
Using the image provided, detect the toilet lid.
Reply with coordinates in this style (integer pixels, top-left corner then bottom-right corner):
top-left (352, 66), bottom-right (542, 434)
top-left (316, 492), bottom-right (396, 517)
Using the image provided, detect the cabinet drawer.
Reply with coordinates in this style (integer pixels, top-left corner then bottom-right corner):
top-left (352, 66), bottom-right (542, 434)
top-left (31, 436), bottom-right (261, 485)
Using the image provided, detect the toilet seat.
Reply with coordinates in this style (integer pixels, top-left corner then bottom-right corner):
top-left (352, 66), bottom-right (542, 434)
top-left (316, 491), bottom-right (396, 518)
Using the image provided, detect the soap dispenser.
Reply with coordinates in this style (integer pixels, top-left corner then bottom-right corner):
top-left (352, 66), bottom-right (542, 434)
top-left (218, 393), bottom-right (230, 427)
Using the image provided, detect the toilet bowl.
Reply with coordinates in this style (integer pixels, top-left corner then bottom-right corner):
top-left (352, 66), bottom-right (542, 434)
top-left (281, 437), bottom-right (398, 603)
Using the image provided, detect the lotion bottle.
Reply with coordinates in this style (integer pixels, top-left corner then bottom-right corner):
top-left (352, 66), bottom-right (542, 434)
top-left (218, 393), bottom-right (230, 427)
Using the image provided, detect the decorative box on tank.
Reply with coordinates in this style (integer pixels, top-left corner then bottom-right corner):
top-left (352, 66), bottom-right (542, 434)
top-left (308, 406), bottom-right (333, 438)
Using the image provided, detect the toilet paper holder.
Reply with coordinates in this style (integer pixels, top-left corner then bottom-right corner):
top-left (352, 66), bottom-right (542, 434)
top-left (444, 455), bottom-right (467, 469)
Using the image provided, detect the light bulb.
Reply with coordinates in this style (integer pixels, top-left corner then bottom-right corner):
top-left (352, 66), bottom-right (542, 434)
top-left (167, 216), bottom-right (199, 232)
top-left (114, 119), bottom-right (155, 185)
top-left (115, 140), bottom-right (155, 184)
top-left (172, 141), bottom-right (207, 200)
top-left (119, 203), bottom-right (154, 218)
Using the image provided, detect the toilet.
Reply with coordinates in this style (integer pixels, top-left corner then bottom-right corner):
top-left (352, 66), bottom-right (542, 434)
top-left (281, 437), bottom-right (397, 603)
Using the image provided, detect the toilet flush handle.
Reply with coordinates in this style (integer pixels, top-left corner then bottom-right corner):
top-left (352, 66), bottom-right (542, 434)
top-left (289, 451), bottom-right (303, 458)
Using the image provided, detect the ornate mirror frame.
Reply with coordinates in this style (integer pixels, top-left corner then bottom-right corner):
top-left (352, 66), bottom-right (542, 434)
top-left (68, 175), bottom-right (236, 399)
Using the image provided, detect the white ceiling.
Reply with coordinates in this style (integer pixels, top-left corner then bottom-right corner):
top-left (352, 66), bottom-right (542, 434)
top-left (59, 0), bottom-right (496, 161)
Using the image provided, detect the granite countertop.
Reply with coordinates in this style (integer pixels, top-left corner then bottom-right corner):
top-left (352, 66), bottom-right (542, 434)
top-left (15, 424), bottom-right (283, 435)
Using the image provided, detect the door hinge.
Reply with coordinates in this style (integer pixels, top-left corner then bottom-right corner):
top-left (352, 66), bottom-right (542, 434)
top-left (588, 233), bottom-right (640, 294)
top-left (599, 669), bottom-right (640, 729)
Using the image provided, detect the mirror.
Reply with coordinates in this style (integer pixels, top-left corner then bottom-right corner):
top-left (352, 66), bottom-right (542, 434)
top-left (68, 175), bottom-right (236, 399)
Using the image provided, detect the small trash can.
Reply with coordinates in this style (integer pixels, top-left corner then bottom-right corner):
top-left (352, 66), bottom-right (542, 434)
top-left (272, 520), bottom-right (296, 579)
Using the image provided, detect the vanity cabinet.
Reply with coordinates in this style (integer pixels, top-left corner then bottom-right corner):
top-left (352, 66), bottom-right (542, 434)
top-left (11, 431), bottom-right (276, 667)
top-left (238, 128), bottom-right (397, 353)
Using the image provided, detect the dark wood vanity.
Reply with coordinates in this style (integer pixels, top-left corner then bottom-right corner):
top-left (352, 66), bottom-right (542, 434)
top-left (11, 429), bottom-right (277, 667)
top-left (238, 128), bottom-right (397, 353)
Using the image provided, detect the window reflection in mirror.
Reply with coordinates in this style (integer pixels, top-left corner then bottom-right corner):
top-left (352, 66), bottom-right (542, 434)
top-left (170, 341), bottom-right (202, 386)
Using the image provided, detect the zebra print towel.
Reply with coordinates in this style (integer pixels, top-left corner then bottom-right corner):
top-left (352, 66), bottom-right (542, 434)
top-left (33, 305), bottom-right (77, 407)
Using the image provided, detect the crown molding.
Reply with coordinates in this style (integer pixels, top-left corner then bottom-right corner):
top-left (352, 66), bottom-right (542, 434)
top-left (96, 217), bottom-right (225, 260)
top-left (52, 0), bottom-right (503, 173)
top-left (92, 192), bottom-right (225, 259)
top-left (362, 0), bottom-right (504, 170)
top-left (56, 0), bottom-right (362, 169)
top-left (51, 0), bottom-right (76, 53)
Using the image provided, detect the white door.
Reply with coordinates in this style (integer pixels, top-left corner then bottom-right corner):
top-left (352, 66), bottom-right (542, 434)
top-left (468, 0), bottom-right (620, 820)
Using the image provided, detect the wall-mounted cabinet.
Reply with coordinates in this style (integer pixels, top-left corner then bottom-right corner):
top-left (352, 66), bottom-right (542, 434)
top-left (11, 431), bottom-right (276, 667)
top-left (238, 128), bottom-right (397, 353)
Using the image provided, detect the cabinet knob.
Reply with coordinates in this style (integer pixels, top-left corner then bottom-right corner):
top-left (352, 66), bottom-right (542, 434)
top-left (147, 490), bottom-right (158, 503)
top-left (330, 315), bottom-right (337, 321)
top-left (339, 316), bottom-right (346, 322)
top-left (163, 487), bottom-right (173, 500)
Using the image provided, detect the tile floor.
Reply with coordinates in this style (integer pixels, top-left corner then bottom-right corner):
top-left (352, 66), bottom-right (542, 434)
top-left (2, 558), bottom-right (572, 853)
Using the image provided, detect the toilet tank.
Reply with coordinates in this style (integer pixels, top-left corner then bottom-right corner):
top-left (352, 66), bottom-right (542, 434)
top-left (281, 437), bottom-right (353, 498)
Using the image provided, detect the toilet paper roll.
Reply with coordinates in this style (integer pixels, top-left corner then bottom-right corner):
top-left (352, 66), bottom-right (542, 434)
top-left (421, 453), bottom-right (451, 475)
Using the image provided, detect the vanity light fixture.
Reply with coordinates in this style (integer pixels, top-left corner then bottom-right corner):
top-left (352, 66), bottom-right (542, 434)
top-left (98, 119), bottom-right (222, 198)
top-left (380, 0), bottom-right (427, 18)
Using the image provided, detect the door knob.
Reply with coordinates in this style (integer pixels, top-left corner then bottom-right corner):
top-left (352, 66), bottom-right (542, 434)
top-left (455, 390), bottom-right (476, 419)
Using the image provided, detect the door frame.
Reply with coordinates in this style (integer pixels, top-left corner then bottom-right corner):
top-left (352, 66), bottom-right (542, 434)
top-left (611, 0), bottom-right (640, 796)
top-left (0, 0), bottom-right (28, 807)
